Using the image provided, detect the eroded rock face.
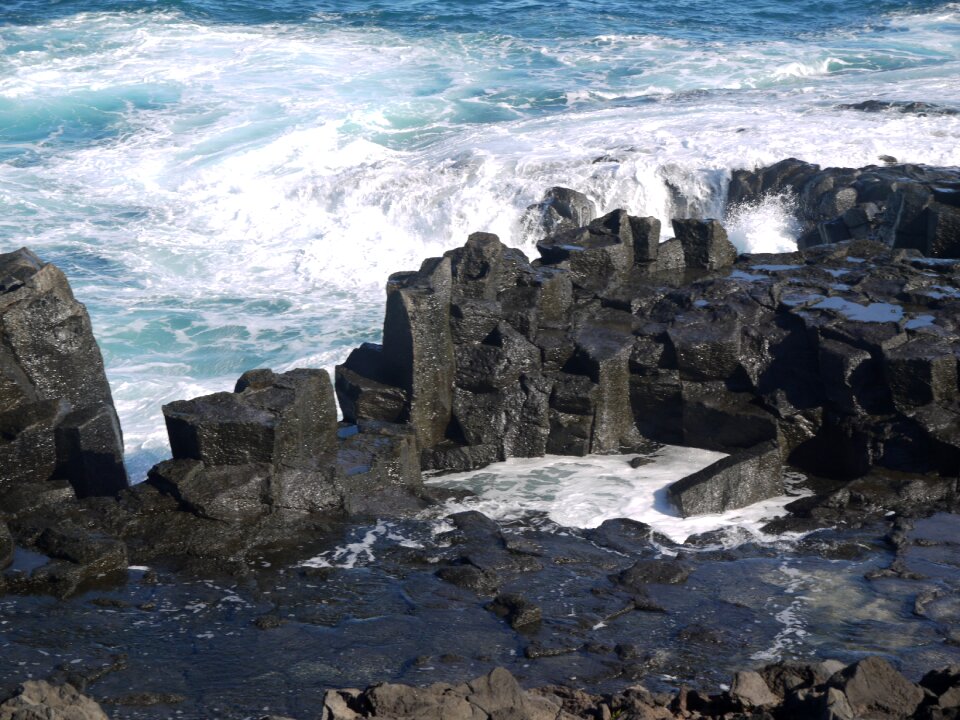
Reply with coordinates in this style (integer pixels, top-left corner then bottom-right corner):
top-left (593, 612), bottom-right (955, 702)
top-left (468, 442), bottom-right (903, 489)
top-left (0, 248), bottom-right (127, 499)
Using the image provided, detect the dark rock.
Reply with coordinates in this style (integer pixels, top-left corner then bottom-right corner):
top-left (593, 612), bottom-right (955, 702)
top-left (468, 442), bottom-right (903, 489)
top-left (164, 368), bottom-right (337, 469)
top-left (101, 693), bottom-right (187, 707)
top-left (537, 213), bottom-right (634, 292)
top-left (837, 100), bottom-right (959, 115)
top-left (486, 593), bottom-right (542, 629)
top-left (655, 238), bottom-right (685, 271)
top-left (0, 248), bottom-right (127, 496)
top-left (884, 337), bottom-right (957, 410)
top-left (668, 314), bottom-right (742, 382)
top-left (7, 526), bottom-right (128, 599)
top-left (334, 343), bottom-right (410, 426)
top-left (629, 373), bottom-right (683, 444)
top-left (921, 666), bottom-right (960, 697)
top-left (828, 656), bottom-right (924, 719)
top-left (616, 558), bottom-right (690, 588)
top-left (630, 216), bottom-right (661, 263)
top-left (525, 186), bottom-right (597, 236)
top-left (53, 403), bottom-right (128, 498)
top-left (253, 613), bottom-right (285, 630)
top-left (571, 324), bottom-right (640, 453)
top-left (681, 387), bottom-right (780, 452)
top-left (668, 441), bottom-right (783, 517)
top-left (382, 257), bottom-right (455, 449)
top-left (928, 202), bottom-right (960, 258)
top-left (588, 518), bottom-right (675, 554)
top-left (0, 521), bottom-right (12, 570)
top-left (672, 219), bottom-right (738, 270)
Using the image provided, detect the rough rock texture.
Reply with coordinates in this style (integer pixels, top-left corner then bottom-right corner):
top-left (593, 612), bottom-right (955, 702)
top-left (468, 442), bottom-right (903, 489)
top-left (318, 658), bottom-right (957, 720)
top-left (330, 206), bottom-right (958, 517)
top-left (152, 368), bottom-right (424, 524)
top-left (0, 248), bottom-right (127, 499)
top-left (524, 186), bottom-right (598, 237)
top-left (728, 159), bottom-right (960, 257)
top-left (668, 442), bottom-right (783, 517)
top-left (0, 681), bottom-right (109, 720)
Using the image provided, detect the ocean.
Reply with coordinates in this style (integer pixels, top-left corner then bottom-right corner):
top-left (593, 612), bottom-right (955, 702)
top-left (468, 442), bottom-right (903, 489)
top-left (2, 0), bottom-right (959, 484)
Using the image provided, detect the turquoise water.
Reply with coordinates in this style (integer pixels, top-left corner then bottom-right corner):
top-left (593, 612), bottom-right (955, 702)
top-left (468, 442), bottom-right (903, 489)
top-left (2, 1), bottom-right (959, 479)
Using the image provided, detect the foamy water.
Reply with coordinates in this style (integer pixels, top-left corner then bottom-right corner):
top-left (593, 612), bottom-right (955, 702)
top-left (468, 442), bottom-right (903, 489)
top-left (1, 1), bottom-right (959, 478)
top-left (426, 448), bottom-right (811, 545)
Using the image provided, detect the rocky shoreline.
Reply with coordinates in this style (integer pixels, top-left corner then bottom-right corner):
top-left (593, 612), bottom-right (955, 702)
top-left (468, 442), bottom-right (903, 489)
top-left (1, 158), bottom-right (959, 717)
top-left (5, 657), bottom-right (960, 719)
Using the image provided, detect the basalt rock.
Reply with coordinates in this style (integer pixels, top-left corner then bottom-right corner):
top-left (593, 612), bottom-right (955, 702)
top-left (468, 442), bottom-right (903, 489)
top-left (0, 248), bottom-right (127, 500)
top-left (152, 369), bottom-right (423, 524)
top-left (668, 441), bottom-right (783, 517)
top-left (327, 198), bottom-right (959, 514)
top-left (728, 159), bottom-right (960, 258)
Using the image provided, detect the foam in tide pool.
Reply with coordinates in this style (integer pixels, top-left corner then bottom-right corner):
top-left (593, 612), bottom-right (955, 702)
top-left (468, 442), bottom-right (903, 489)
top-left (2, 1), bottom-right (960, 479)
top-left (426, 446), bottom-right (808, 544)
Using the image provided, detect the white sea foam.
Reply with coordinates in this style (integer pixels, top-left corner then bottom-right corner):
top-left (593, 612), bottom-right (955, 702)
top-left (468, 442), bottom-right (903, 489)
top-left (426, 448), bottom-right (810, 544)
top-left (726, 193), bottom-right (803, 254)
top-left (301, 520), bottom-right (420, 569)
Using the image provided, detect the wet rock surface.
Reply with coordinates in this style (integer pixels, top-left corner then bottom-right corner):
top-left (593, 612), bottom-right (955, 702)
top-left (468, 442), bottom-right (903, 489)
top-left (0, 247), bottom-right (127, 500)
top-left (728, 159), bottom-right (960, 258)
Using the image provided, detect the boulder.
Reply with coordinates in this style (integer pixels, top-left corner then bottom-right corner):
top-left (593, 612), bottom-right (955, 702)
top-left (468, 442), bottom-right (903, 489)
top-left (668, 315), bottom-right (742, 382)
top-left (655, 238), bottom-right (686, 271)
top-left (486, 593), bottom-right (543, 629)
top-left (571, 324), bottom-right (640, 453)
top-left (525, 186), bottom-right (596, 236)
top-left (0, 248), bottom-right (127, 497)
top-left (828, 656), bottom-right (924, 719)
top-left (6, 526), bottom-right (128, 599)
top-left (616, 558), bottom-right (690, 588)
top-left (668, 441), bottom-right (783, 517)
top-left (0, 681), bottom-right (109, 720)
top-left (630, 216), bottom-right (661, 263)
top-left (165, 368), bottom-right (337, 470)
top-left (928, 201), bottom-right (960, 257)
top-left (730, 671), bottom-right (779, 709)
top-left (335, 365), bottom-right (407, 425)
top-left (537, 211), bottom-right (635, 292)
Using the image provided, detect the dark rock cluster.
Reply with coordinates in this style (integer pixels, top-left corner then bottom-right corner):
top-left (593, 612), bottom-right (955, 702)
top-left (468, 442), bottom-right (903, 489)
top-left (337, 188), bottom-right (959, 517)
top-left (1, 161), bottom-right (959, 601)
top-left (298, 658), bottom-right (960, 720)
top-left (728, 159), bottom-right (960, 257)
